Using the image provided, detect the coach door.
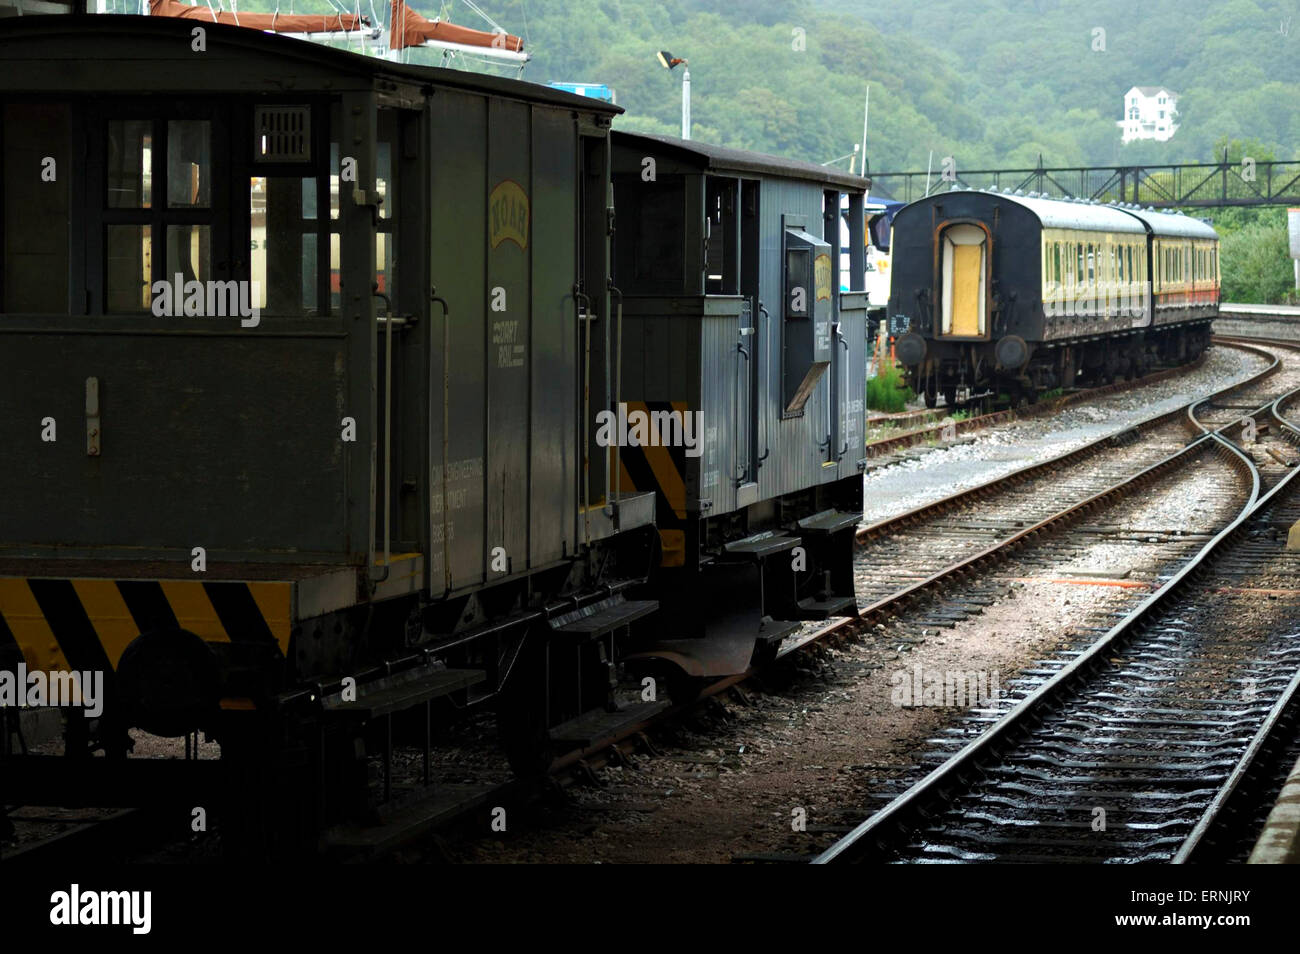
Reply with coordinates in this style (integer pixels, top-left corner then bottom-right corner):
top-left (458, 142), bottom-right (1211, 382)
top-left (940, 223), bottom-right (987, 337)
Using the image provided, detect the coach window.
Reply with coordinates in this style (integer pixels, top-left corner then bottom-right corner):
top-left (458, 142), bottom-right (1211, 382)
top-left (705, 176), bottom-right (739, 295)
top-left (613, 172), bottom-right (687, 294)
top-left (101, 115), bottom-right (217, 313)
top-left (245, 103), bottom-right (361, 317)
top-left (250, 177), bottom-right (318, 314)
top-left (374, 116), bottom-right (396, 309)
top-left (2, 103), bottom-right (71, 313)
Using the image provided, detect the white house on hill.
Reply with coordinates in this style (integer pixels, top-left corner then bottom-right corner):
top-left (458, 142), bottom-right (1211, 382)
top-left (1118, 86), bottom-right (1179, 143)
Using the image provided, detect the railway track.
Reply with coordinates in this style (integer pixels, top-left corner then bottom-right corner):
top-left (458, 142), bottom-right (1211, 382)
top-left (436, 336), bottom-right (1298, 862)
top-left (863, 351), bottom-right (1213, 462)
top-left (239, 337), bottom-right (1300, 859)
top-left (849, 338), bottom-right (1285, 617)
top-left (9, 340), bottom-right (1291, 863)
top-left (816, 379), bottom-right (1300, 864)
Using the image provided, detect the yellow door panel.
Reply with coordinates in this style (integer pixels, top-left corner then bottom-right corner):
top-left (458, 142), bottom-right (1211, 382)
top-left (951, 243), bottom-right (982, 336)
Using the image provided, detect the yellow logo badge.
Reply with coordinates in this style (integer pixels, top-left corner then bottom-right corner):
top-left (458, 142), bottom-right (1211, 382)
top-left (489, 179), bottom-right (530, 250)
top-left (815, 252), bottom-right (832, 302)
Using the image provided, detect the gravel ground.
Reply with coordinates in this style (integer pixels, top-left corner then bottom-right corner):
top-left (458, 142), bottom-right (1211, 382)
top-left (862, 345), bottom-right (1264, 523)
top-left (450, 443), bottom-right (1247, 863)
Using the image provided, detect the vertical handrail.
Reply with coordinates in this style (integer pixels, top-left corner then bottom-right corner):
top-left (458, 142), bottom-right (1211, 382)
top-left (576, 286), bottom-right (593, 543)
top-left (430, 289), bottom-right (451, 594)
top-left (371, 287), bottom-right (394, 583)
top-left (608, 282), bottom-right (623, 517)
top-left (757, 302), bottom-right (771, 468)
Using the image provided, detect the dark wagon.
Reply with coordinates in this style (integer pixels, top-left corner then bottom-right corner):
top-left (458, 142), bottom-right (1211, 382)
top-left (0, 15), bottom-right (880, 852)
top-left (0, 14), bottom-right (659, 845)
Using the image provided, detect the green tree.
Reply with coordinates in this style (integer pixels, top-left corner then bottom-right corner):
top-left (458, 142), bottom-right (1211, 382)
top-left (1220, 218), bottom-right (1296, 304)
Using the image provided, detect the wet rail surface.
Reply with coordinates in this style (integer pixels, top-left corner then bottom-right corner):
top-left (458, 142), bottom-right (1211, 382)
top-left (818, 375), bottom-right (1300, 864)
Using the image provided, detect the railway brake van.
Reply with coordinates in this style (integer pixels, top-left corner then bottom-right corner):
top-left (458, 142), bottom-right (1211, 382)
top-left (0, 15), bottom-right (662, 848)
top-left (608, 133), bottom-right (870, 681)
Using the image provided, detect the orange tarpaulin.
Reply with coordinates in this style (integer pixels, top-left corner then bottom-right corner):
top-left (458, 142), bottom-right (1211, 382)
top-left (388, 0), bottom-right (523, 52)
top-left (149, 0), bottom-right (367, 33)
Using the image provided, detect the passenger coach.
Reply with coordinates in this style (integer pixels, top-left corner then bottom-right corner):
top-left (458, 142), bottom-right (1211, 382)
top-left (890, 189), bottom-right (1218, 406)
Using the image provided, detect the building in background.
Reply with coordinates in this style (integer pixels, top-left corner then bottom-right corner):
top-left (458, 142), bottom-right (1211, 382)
top-left (1118, 86), bottom-right (1179, 143)
top-left (548, 82), bottom-right (616, 104)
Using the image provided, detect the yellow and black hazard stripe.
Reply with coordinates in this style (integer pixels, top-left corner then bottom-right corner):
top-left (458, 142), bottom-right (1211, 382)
top-left (0, 577), bottom-right (291, 674)
top-left (613, 399), bottom-right (692, 568)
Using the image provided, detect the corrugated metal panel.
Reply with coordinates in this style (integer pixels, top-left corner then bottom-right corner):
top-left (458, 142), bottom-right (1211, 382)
top-left (698, 309), bottom-right (739, 516)
top-left (837, 294), bottom-right (868, 475)
top-left (428, 89), bottom-right (487, 591)
top-left (485, 98), bottom-right (531, 579)
top-left (529, 108), bottom-right (578, 566)
top-left (755, 177), bottom-right (838, 501)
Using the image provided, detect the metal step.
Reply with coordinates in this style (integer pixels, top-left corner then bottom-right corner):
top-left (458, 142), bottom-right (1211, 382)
top-left (551, 598), bottom-right (659, 638)
top-left (720, 532), bottom-right (801, 562)
top-left (322, 665), bottom-right (485, 720)
top-left (548, 700), bottom-right (670, 748)
top-left (755, 616), bottom-right (803, 646)
top-left (796, 509), bottom-right (862, 535)
top-left (796, 595), bottom-right (858, 619)
top-left (320, 782), bottom-right (502, 857)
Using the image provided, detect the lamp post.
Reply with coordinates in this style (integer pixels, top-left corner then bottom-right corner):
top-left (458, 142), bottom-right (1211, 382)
top-left (657, 50), bottom-right (690, 140)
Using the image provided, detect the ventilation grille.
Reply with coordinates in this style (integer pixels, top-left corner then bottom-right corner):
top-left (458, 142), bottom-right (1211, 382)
top-left (254, 106), bottom-right (311, 162)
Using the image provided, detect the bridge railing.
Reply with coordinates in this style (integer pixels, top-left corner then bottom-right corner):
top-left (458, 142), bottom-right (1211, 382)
top-left (870, 159), bottom-right (1300, 208)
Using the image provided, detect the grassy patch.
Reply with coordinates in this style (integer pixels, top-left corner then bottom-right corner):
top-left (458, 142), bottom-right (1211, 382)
top-left (867, 361), bottom-right (914, 413)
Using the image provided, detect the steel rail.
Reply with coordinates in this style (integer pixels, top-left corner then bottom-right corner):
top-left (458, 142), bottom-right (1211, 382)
top-left (857, 338), bottom-right (1277, 545)
top-left (815, 387), bottom-right (1300, 862)
top-left (1172, 386), bottom-right (1300, 863)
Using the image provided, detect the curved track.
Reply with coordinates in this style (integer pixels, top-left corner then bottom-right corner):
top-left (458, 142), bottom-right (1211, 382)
top-left (817, 365), bottom-right (1300, 864)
